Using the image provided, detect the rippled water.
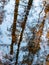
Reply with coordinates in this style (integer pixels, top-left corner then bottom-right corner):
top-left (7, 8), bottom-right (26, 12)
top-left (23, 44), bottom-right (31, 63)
top-left (0, 0), bottom-right (49, 65)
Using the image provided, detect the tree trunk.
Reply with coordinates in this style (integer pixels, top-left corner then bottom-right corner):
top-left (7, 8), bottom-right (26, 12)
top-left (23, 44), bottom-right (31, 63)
top-left (15, 0), bottom-right (33, 65)
top-left (10, 0), bottom-right (19, 54)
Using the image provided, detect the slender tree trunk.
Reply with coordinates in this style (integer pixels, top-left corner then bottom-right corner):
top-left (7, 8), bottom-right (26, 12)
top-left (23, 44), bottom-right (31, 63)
top-left (15, 0), bottom-right (33, 65)
top-left (10, 0), bottom-right (19, 54)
